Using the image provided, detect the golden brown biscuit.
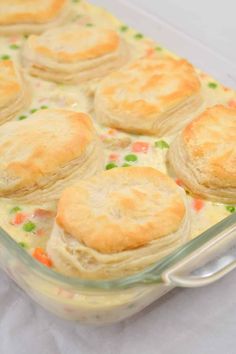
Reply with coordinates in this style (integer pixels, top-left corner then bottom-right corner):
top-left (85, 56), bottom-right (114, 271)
top-left (47, 167), bottom-right (190, 279)
top-left (95, 57), bottom-right (202, 136)
top-left (21, 24), bottom-right (129, 84)
top-left (0, 60), bottom-right (30, 124)
top-left (0, 109), bottom-right (104, 202)
top-left (168, 105), bottom-right (236, 203)
top-left (0, 0), bottom-right (72, 34)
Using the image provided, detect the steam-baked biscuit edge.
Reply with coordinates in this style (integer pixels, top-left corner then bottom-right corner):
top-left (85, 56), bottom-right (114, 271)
top-left (94, 57), bottom-right (203, 136)
top-left (167, 105), bottom-right (236, 203)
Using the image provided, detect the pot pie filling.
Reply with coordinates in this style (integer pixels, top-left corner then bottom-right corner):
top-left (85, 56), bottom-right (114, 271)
top-left (0, 0), bottom-right (234, 277)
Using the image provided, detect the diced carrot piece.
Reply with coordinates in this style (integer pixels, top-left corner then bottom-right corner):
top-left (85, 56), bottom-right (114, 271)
top-left (11, 212), bottom-right (27, 225)
top-left (109, 153), bottom-right (119, 162)
top-left (36, 228), bottom-right (45, 237)
top-left (175, 179), bottom-right (184, 187)
top-left (9, 35), bottom-right (20, 43)
top-left (33, 208), bottom-right (55, 218)
top-left (146, 48), bottom-right (155, 57)
top-left (223, 86), bottom-right (230, 92)
top-left (33, 248), bottom-right (52, 267)
top-left (132, 141), bottom-right (149, 153)
top-left (193, 198), bottom-right (205, 212)
top-left (228, 99), bottom-right (236, 108)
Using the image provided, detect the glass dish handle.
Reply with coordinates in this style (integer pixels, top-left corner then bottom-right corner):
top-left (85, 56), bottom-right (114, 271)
top-left (162, 216), bottom-right (236, 288)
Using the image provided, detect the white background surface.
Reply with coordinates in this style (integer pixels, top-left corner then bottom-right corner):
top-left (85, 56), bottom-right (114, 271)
top-left (1, 1), bottom-right (236, 353)
top-left (1, 271), bottom-right (236, 354)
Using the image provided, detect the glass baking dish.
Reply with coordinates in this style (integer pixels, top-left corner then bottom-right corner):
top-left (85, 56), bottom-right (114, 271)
top-left (0, 0), bottom-right (235, 325)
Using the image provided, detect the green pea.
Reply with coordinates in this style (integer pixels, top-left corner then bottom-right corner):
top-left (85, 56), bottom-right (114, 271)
top-left (40, 105), bottom-right (48, 110)
top-left (106, 163), bottom-right (118, 170)
top-left (72, 0), bottom-right (80, 2)
top-left (134, 33), bottom-right (144, 40)
top-left (208, 82), bottom-right (218, 89)
top-left (86, 23), bottom-right (94, 27)
top-left (155, 140), bottom-right (169, 149)
top-left (120, 25), bottom-right (129, 32)
top-left (10, 206), bottom-right (22, 214)
top-left (9, 44), bottom-right (20, 50)
top-left (226, 206), bottom-right (235, 213)
top-left (23, 221), bottom-right (36, 232)
top-left (124, 154), bottom-right (138, 162)
top-left (122, 163), bottom-right (131, 167)
top-left (18, 115), bottom-right (27, 120)
top-left (23, 34), bottom-right (29, 39)
top-left (155, 46), bottom-right (162, 51)
top-left (1, 55), bottom-right (10, 60)
top-left (18, 242), bottom-right (28, 249)
top-left (30, 108), bottom-right (38, 114)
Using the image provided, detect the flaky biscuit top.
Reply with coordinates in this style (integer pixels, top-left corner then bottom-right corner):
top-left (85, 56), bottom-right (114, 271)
top-left (26, 25), bottom-right (121, 63)
top-left (0, 0), bottom-right (68, 25)
top-left (0, 109), bottom-right (97, 194)
top-left (96, 57), bottom-right (201, 117)
top-left (56, 167), bottom-right (186, 254)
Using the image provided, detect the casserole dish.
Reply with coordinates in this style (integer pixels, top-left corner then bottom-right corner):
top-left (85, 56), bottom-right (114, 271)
top-left (0, 0), bottom-right (235, 324)
top-left (1, 212), bottom-right (236, 324)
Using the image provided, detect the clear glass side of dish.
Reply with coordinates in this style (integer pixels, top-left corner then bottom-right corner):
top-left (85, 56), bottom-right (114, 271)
top-left (0, 213), bottom-right (235, 324)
